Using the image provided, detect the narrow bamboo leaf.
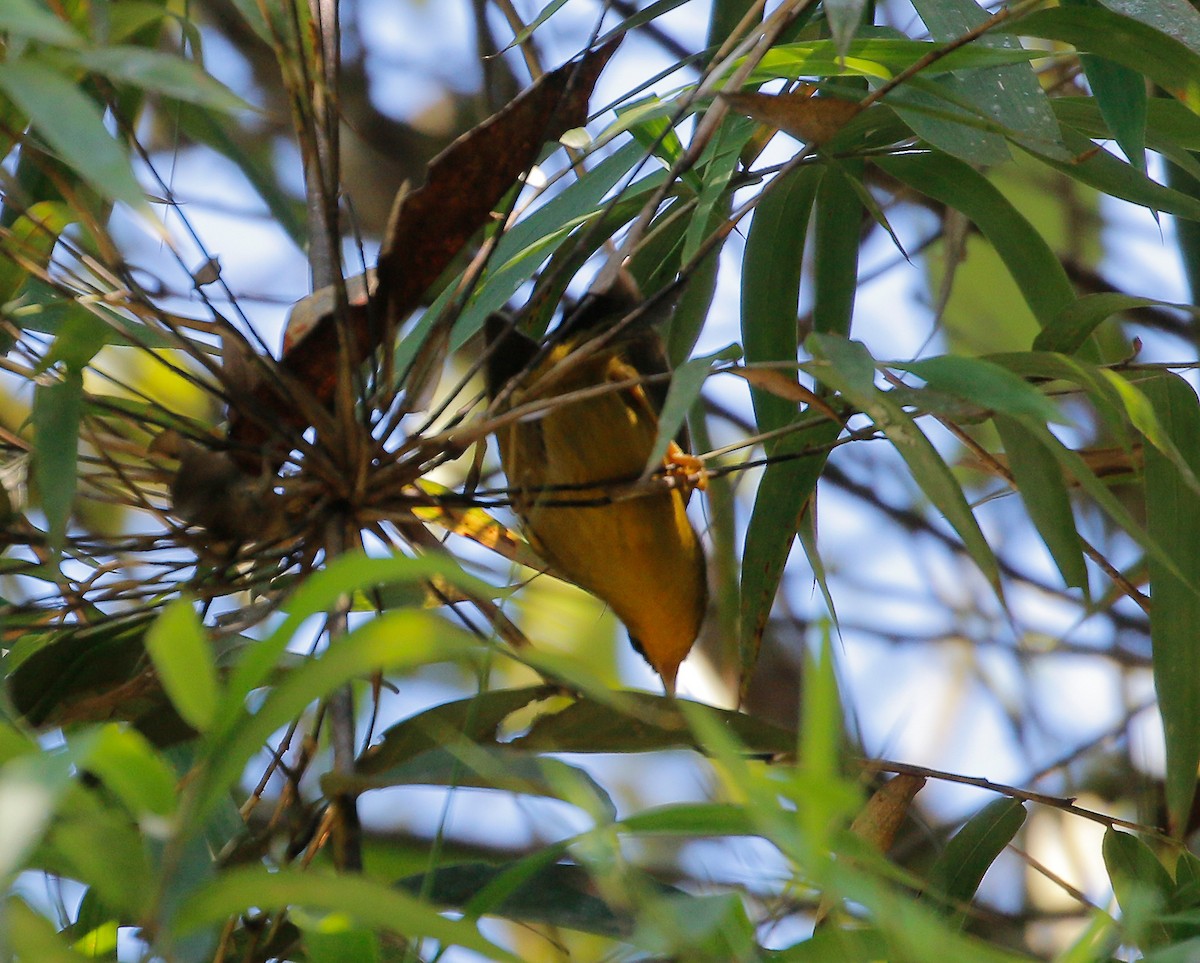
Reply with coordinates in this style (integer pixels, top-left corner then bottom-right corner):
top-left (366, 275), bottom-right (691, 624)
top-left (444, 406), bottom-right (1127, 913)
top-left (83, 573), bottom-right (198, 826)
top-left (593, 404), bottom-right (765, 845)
top-left (84, 724), bottom-right (177, 817)
top-left (31, 370), bottom-right (82, 552)
top-left (396, 862), bottom-right (661, 939)
top-left (1030, 126), bottom-right (1200, 223)
top-left (8, 900), bottom-right (93, 963)
top-left (72, 47), bottom-right (252, 112)
top-left (505, 0), bottom-right (570, 47)
top-left (910, 0), bottom-right (1067, 159)
top-left (1102, 370), bottom-right (1200, 498)
top-left (0, 60), bottom-right (149, 215)
top-left (0, 0), bottom-right (82, 46)
top-left (220, 552), bottom-right (492, 720)
top-left (619, 802), bottom-right (757, 836)
top-left (739, 420), bottom-right (843, 689)
top-left (927, 798), bottom-right (1026, 918)
top-left (1065, 0), bottom-right (1147, 171)
top-left (877, 152), bottom-right (1074, 327)
top-left (813, 162), bottom-right (862, 338)
top-left (324, 747), bottom-right (616, 820)
top-left (358, 685), bottom-right (556, 774)
top-left (898, 355), bottom-right (1069, 426)
top-left (604, 0), bottom-right (691, 42)
top-left (174, 867), bottom-right (517, 961)
top-left (1057, 95), bottom-right (1200, 154)
top-left (681, 116), bottom-right (753, 265)
top-left (144, 598), bottom-right (219, 733)
top-left (741, 164), bottom-right (823, 432)
top-left (303, 924), bottom-right (380, 963)
top-left (770, 927), bottom-right (890, 961)
top-left (1168, 159), bottom-right (1200, 303)
top-left (745, 39), bottom-right (1040, 84)
top-left (1140, 374), bottom-right (1200, 834)
top-left (1004, 8), bottom-right (1200, 111)
top-left (644, 345), bottom-right (740, 473)
top-left (1103, 828), bottom-right (1175, 945)
top-left (808, 335), bottom-right (1001, 591)
top-left (1099, 0), bottom-right (1200, 56)
top-left (886, 82), bottom-right (1010, 166)
top-left (994, 416), bottom-right (1089, 590)
top-left (198, 609), bottom-right (483, 824)
top-left (511, 692), bottom-right (794, 755)
top-left (825, 0), bottom-right (868, 57)
top-left (738, 165), bottom-right (825, 682)
top-left (1034, 293), bottom-right (1188, 355)
top-left (614, 94), bottom-right (698, 191)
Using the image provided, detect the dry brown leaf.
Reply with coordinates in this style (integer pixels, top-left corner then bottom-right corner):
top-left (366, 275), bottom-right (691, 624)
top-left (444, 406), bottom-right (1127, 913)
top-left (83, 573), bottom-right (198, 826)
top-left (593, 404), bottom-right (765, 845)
top-left (721, 88), bottom-right (861, 146)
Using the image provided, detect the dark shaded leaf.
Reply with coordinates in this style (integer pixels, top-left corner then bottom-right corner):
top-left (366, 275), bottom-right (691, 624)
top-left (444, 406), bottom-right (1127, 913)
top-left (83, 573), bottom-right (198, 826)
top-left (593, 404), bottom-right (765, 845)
top-left (1141, 374), bottom-right (1200, 834)
top-left (31, 370), bottom-right (82, 551)
top-left (926, 798), bottom-right (1026, 920)
top-left (510, 692), bottom-right (793, 755)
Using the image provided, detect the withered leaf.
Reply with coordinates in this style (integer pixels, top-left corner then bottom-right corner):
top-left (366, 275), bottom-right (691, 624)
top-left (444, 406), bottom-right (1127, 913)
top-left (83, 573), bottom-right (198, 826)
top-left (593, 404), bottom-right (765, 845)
top-left (722, 88), bottom-right (861, 147)
top-left (228, 39), bottom-right (621, 456)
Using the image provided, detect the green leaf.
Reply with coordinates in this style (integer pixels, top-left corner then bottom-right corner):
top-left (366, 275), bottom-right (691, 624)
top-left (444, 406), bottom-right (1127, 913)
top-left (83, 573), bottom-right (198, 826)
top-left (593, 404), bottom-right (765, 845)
top-left (745, 38), bottom-right (1040, 84)
top-left (509, 692), bottom-right (794, 755)
top-left (0, 59), bottom-right (150, 215)
top-left (72, 46), bottom-right (252, 113)
top-left (1030, 126), bottom-right (1200, 223)
top-left (357, 686), bottom-right (556, 774)
top-left (0, 0), bottom-right (82, 46)
top-left (144, 598), bottom-right (219, 733)
top-left (1140, 374), bottom-right (1200, 834)
top-left (644, 344), bottom-right (739, 473)
top-left (771, 927), bottom-right (890, 961)
top-left (7, 900), bottom-right (92, 963)
top-left (738, 420), bottom-right (841, 691)
top-left (808, 335), bottom-right (1000, 591)
top-left (1034, 294), bottom-right (1190, 355)
top-left (505, 0), bottom-right (570, 48)
top-left (1004, 7), bottom-right (1200, 112)
top-left (825, 0), bottom-right (868, 58)
top-left (614, 94), bottom-right (698, 191)
top-left (397, 861), bottom-right (662, 939)
top-left (1064, 0), bottom-right (1147, 171)
top-left (993, 416), bottom-right (1088, 591)
top-left (0, 744), bottom-right (77, 878)
top-left (32, 369), bottom-right (82, 552)
top-left (219, 552), bottom-right (494, 723)
top-left (910, 0), bottom-right (1067, 160)
top-left (197, 609), bottom-right (483, 825)
top-left (300, 919), bottom-right (380, 963)
top-left (876, 152), bottom-right (1074, 327)
top-left (324, 746), bottom-right (617, 820)
top-left (83, 724), bottom-right (177, 817)
top-left (618, 802), bottom-right (758, 837)
top-left (927, 798), bottom-right (1026, 919)
top-left (1098, 0), bottom-right (1200, 57)
top-left (742, 164), bottom-right (823, 432)
top-left (173, 867), bottom-right (518, 961)
top-left (897, 355), bottom-right (1069, 426)
top-left (1103, 828), bottom-right (1175, 946)
top-left (681, 115), bottom-right (753, 265)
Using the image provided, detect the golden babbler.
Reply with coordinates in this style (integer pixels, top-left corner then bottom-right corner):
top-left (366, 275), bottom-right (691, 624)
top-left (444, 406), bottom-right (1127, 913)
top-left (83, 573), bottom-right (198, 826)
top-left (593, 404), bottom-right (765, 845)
top-left (485, 294), bottom-right (707, 693)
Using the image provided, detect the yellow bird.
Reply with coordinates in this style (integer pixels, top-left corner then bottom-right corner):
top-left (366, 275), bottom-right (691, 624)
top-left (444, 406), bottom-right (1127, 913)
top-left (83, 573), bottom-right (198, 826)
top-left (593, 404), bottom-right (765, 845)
top-left (485, 294), bottom-right (707, 693)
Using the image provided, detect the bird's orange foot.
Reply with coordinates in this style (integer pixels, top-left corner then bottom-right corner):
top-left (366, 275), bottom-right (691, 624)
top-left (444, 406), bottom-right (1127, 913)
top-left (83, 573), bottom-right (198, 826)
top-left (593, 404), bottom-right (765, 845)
top-left (665, 441), bottom-right (708, 493)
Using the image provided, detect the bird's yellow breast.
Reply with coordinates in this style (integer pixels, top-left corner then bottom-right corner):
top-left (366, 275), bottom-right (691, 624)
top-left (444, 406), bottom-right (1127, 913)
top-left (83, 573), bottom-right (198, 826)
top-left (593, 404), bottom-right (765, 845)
top-left (494, 341), bottom-right (706, 691)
